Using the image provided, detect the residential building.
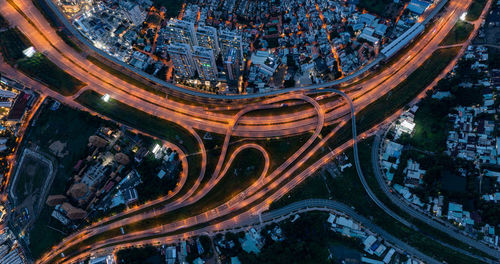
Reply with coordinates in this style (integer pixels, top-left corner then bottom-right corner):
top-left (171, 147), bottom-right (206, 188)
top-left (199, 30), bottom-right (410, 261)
top-left (128, 51), bottom-right (153, 71)
top-left (165, 19), bottom-right (198, 46)
top-left (447, 202), bottom-right (475, 226)
top-left (122, 2), bottom-right (146, 26)
top-left (192, 46), bottom-right (218, 81)
top-left (168, 43), bottom-right (196, 78)
top-left (224, 48), bottom-right (241, 82)
top-left (407, 0), bottom-right (432, 15)
top-left (196, 25), bottom-right (219, 55)
top-left (403, 159), bottom-right (425, 188)
top-left (0, 227), bottom-right (27, 264)
top-left (89, 254), bottom-right (116, 264)
top-left (219, 30), bottom-right (243, 59)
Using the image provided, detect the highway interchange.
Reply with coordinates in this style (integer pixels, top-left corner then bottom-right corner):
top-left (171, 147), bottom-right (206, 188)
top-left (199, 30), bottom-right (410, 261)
top-left (0, 0), bottom-right (471, 136)
top-left (0, 0), bottom-right (499, 263)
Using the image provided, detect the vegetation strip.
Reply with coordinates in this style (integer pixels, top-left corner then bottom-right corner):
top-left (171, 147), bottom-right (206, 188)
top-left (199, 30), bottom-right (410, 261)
top-left (271, 140), bottom-right (486, 264)
top-left (466, 0), bottom-right (488, 21)
top-left (0, 28), bottom-right (85, 95)
top-left (57, 46), bottom-right (464, 261)
top-left (440, 21), bottom-right (474, 46)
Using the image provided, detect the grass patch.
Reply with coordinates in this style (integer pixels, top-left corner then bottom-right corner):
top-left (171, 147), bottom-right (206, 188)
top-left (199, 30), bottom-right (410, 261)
top-left (466, 0), bottom-right (487, 21)
top-left (403, 98), bottom-right (449, 152)
top-left (0, 28), bottom-right (32, 65)
top-left (191, 148), bottom-right (264, 211)
top-left (75, 90), bottom-right (198, 154)
top-left (17, 53), bottom-right (85, 95)
top-left (172, 154), bottom-right (202, 200)
top-left (357, 0), bottom-right (402, 18)
top-left (56, 30), bottom-right (83, 53)
top-left (355, 47), bottom-right (460, 134)
top-left (13, 153), bottom-right (50, 203)
top-left (25, 102), bottom-right (105, 259)
top-left (152, 0), bottom-right (184, 18)
top-left (440, 21), bottom-right (474, 46)
top-left (244, 100), bottom-right (314, 117)
top-left (0, 28), bottom-right (84, 95)
top-left (116, 245), bottom-right (164, 264)
top-left (259, 132), bottom-right (314, 170)
top-left (29, 206), bottom-right (67, 259)
top-left (189, 131), bottom-right (223, 196)
top-left (271, 139), bottom-right (486, 264)
top-left (31, 0), bottom-right (82, 53)
top-left (86, 55), bottom-right (166, 97)
top-left (270, 175), bottom-right (330, 210)
top-left (232, 132), bottom-right (315, 172)
top-left (61, 148), bottom-right (265, 256)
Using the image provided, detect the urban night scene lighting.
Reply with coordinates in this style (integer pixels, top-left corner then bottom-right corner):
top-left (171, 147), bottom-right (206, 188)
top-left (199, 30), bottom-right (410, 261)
top-left (0, 0), bottom-right (499, 263)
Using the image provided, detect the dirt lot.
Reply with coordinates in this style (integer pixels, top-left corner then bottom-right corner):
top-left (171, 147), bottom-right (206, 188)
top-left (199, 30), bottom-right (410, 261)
top-left (11, 150), bottom-right (52, 206)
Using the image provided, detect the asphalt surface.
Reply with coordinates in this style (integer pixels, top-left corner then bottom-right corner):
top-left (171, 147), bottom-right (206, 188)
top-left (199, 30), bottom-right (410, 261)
top-left (260, 199), bottom-right (442, 264)
top-left (0, 0), bottom-right (466, 138)
top-left (0, 0), bottom-right (496, 262)
top-left (372, 134), bottom-right (500, 261)
top-left (334, 88), bottom-right (499, 263)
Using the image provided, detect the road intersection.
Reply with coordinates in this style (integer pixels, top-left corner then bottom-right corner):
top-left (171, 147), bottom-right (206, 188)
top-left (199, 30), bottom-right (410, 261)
top-left (0, 0), bottom-right (470, 137)
top-left (0, 0), bottom-right (497, 262)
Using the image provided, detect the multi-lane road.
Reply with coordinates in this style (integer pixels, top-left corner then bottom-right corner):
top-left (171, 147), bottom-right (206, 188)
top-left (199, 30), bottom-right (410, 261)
top-left (1, 0), bottom-right (497, 262)
top-left (0, 0), bottom-right (471, 137)
top-left (372, 133), bottom-right (500, 261)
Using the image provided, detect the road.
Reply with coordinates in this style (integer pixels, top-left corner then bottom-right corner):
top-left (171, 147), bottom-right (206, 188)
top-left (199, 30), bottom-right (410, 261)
top-left (367, 1), bottom-right (500, 259)
top-left (34, 93), bottom-right (329, 264)
top-left (260, 199), bottom-right (441, 264)
top-left (76, 199), bottom-right (448, 264)
top-left (0, 0), bottom-right (470, 138)
top-left (372, 133), bottom-right (500, 261)
top-left (0, 0), bottom-right (495, 262)
top-left (317, 89), bottom-right (497, 263)
top-left (39, 86), bottom-right (497, 264)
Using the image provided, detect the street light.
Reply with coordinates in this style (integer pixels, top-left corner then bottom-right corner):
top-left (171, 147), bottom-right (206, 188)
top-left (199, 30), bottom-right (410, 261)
top-left (22, 47), bottom-right (36, 58)
top-left (460, 12), bottom-right (467, 21)
top-left (101, 94), bottom-right (110, 102)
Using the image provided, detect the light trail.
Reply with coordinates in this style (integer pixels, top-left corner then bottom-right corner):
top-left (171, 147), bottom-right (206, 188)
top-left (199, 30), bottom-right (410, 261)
top-left (0, 0), bottom-right (494, 262)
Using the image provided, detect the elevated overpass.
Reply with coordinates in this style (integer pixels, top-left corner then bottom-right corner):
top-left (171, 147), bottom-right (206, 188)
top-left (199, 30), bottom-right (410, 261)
top-left (37, 0), bottom-right (447, 101)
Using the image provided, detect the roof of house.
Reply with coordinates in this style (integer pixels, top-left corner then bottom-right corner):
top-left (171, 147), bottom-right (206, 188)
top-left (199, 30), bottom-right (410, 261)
top-left (7, 92), bottom-right (30, 121)
top-left (448, 202), bottom-right (463, 212)
top-left (407, 0), bottom-right (431, 15)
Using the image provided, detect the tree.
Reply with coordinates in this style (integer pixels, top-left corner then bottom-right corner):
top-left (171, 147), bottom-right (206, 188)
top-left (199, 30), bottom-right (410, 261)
top-left (136, 154), bottom-right (181, 202)
top-left (284, 78), bottom-right (295, 88)
top-left (239, 212), bottom-right (336, 264)
top-left (253, 39), bottom-right (262, 50)
top-left (116, 246), bottom-right (160, 264)
top-left (329, 30), bottom-right (340, 40)
top-left (199, 235), bottom-right (213, 258)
